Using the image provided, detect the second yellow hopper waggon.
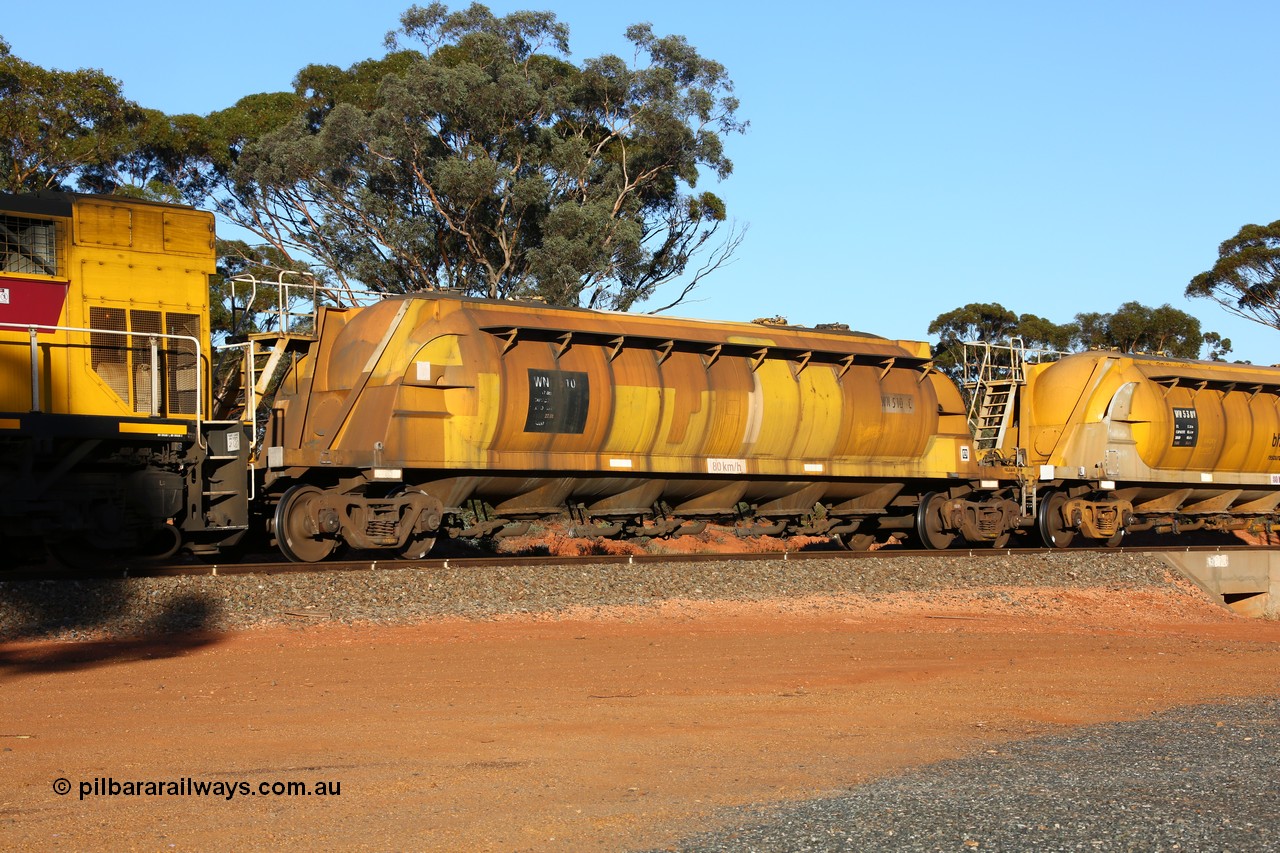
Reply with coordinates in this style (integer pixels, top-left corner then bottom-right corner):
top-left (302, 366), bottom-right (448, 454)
top-left (262, 294), bottom-right (1014, 561)
top-left (965, 342), bottom-right (1280, 547)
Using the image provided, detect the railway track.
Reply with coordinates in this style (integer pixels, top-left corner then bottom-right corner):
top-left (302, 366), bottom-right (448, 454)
top-left (1, 541), bottom-right (1262, 581)
top-left (5, 540), bottom-right (1270, 642)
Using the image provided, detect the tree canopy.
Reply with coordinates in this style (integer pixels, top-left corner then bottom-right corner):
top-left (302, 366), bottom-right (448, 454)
top-left (0, 37), bottom-right (144, 193)
top-left (928, 300), bottom-right (1230, 375)
top-left (0, 5), bottom-right (746, 318)
top-left (928, 302), bottom-right (1074, 375)
top-left (1186, 220), bottom-right (1280, 331)
top-left (1072, 301), bottom-right (1206, 358)
top-left (172, 3), bottom-right (747, 311)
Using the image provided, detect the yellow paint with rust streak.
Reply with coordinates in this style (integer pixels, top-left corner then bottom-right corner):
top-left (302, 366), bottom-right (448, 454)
top-left (750, 361), bottom-right (800, 458)
top-left (446, 372), bottom-right (502, 466)
top-left (792, 365), bottom-right (842, 460)
top-left (601, 386), bottom-right (656, 455)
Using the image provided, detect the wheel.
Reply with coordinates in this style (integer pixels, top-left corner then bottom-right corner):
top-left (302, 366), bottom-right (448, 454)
top-left (1104, 530), bottom-right (1125, 548)
top-left (915, 492), bottom-right (956, 550)
top-left (143, 524), bottom-right (183, 560)
top-left (398, 490), bottom-right (443, 560)
top-left (400, 535), bottom-right (437, 560)
top-left (273, 484), bottom-right (338, 563)
top-left (1037, 490), bottom-right (1075, 548)
top-left (989, 530), bottom-right (1011, 549)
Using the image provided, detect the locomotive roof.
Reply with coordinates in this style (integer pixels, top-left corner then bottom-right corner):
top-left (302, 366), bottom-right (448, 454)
top-left (0, 190), bottom-right (201, 219)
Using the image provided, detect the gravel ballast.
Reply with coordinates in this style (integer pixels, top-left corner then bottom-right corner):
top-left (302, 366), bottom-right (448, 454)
top-left (653, 698), bottom-right (1278, 853)
top-left (3, 551), bottom-right (1192, 641)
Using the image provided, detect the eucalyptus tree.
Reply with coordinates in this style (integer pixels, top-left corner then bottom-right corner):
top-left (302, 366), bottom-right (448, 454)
top-left (926, 302), bottom-right (1057, 377)
top-left (188, 3), bottom-right (746, 310)
top-left (0, 38), bottom-right (143, 193)
top-left (1187, 220), bottom-right (1280, 332)
top-left (929, 300), bottom-right (1227, 376)
top-left (1073, 301), bottom-right (1205, 358)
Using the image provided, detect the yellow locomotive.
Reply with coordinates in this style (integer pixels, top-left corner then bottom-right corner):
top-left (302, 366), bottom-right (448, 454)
top-left (0, 191), bottom-right (249, 563)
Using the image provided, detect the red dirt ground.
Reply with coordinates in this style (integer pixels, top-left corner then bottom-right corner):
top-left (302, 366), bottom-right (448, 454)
top-left (2, 584), bottom-right (1278, 852)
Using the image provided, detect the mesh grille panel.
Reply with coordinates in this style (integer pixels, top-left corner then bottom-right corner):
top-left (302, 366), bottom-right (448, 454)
top-left (88, 307), bottom-right (202, 417)
top-left (0, 214), bottom-right (61, 276)
top-left (130, 310), bottom-right (162, 414)
top-left (166, 312), bottom-right (200, 414)
top-left (90, 306), bottom-right (130, 402)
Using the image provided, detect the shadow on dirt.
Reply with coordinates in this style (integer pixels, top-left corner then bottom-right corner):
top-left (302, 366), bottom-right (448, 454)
top-left (0, 579), bottom-right (222, 676)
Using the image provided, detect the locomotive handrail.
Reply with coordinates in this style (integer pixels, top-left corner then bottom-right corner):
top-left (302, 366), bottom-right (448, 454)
top-left (0, 320), bottom-right (206, 444)
top-left (228, 271), bottom-right (316, 336)
top-left (216, 339), bottom-right (257, 427)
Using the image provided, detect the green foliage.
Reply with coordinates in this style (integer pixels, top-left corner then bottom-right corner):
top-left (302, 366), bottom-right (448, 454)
top-left (78, 109), bottom-right (208, 200)
top-left (928, 303), bottom-right (1074, 375)
top-left (929, 300), bottom-right (1229, 374)
top-left (0, 38), bottom-right (144, 193)
top-left (1072, 301), bottom-right (1204, 358)
top-left (928, 303), bottom-right (1017, 347)
top-left (1186, 220), bottom-right (1280, 331)
top-left (1203, 331), bottom-right (1234, 361)
top-left (176, 3), bottom-right (746, 309)
top-left (0, 9), bottom-right (745, 317)
top-left (1012, 313), bottom-right (1074, 351)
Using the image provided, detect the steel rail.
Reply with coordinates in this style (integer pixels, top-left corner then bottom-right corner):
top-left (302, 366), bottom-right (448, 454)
top-left (0, 543), bottom-right (1266, 582)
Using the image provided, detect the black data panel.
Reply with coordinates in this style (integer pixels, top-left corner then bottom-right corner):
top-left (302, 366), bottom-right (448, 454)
top-left (1172, 407), bottom-right (1198, 447)
top-left (524, 369), bottom-right (589, 434)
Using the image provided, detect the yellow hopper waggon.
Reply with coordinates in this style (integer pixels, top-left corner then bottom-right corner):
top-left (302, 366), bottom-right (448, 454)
top-left (259, 293), bottom-right (1014, 560)
top-left (963, 341), bottom-right (1280, 548)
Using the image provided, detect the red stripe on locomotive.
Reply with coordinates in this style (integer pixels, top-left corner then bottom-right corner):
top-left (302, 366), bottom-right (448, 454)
top-left (0, 277), bottom-right (69, 327)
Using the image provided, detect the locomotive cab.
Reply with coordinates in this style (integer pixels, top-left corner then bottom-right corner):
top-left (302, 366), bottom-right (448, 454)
top-left (0, 192), bottom-right (249, 566)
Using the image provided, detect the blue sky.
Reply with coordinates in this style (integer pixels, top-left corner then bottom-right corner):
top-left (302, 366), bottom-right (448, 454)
top-left (6, 1), bottom-right (1280, 362)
